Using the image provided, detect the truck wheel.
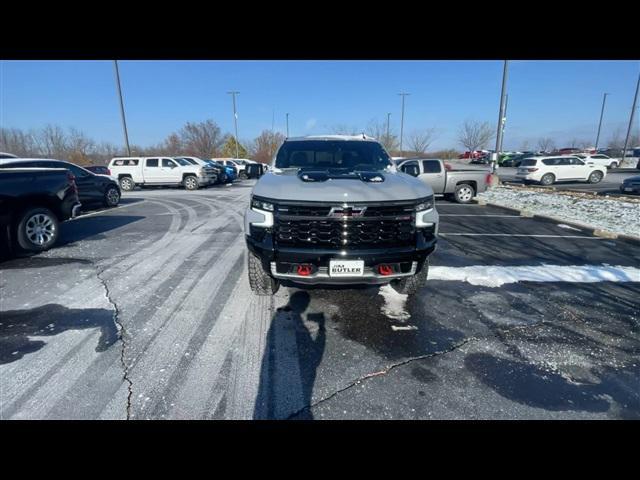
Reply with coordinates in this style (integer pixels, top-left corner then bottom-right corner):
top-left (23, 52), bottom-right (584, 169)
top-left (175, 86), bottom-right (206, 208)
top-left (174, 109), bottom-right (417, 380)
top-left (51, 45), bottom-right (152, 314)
top-left (609, 162), bottom-right (618, 169)
top-left (15, 207), bottom-right (59, 252)
top-left (104, 186), bottom-right (121, 207)
top-left (248, 252), bottom-right (280, 295)
top-left (239, 171), bottom-right (248, 180)
top-left (540, 173), bottom-right (555, 186)
top-left (119, 176), bottom-right (134, 191)
top-left (588, 171), bottom-right (603, 184)
top-left (183, 175), bottom-right (199, 190)
top-left (390, 260), bottom-right (429, 295)
top-left (454, 184), bottom-right (475, 203)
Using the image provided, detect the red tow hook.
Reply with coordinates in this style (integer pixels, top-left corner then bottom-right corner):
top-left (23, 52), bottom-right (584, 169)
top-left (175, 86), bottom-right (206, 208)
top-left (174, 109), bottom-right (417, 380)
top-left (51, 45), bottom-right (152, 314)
top-left (297, 264), bottom-right (313, 276)
top-left (378, 264), bottom-right (394, 276)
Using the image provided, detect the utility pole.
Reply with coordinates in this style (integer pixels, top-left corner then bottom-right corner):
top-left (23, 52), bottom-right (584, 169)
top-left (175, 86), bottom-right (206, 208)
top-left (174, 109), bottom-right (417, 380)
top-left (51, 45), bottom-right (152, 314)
top-left (500, 94), bottom-right (509, 152)
top-left (227, 91), bottom-right (240, 158)
top-left (386, 112), bottom-right (391, 148)
top-left (621, 72), bottom-right (640, 166)
top-left (493, 60), bottom-right (509, 174)
top-left (286, 113), bottom-right (289, 137)
top-left (595, 93), bottom-right (610, 150)
top-left (398, 93), bottom-right (410, 155)
top-left (113, 60), bottom-right (131, 156)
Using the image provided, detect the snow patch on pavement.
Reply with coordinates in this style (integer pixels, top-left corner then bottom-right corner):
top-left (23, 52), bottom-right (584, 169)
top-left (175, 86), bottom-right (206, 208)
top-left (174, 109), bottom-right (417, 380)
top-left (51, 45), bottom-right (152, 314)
top-left (557, 224), bottom-right (581, 231)
top-left (478, 186), bottom-right (640, 238)
top-left (430, 265), bottom-right (640, 287)
top-left (378, 285), bottom-right (410, 321)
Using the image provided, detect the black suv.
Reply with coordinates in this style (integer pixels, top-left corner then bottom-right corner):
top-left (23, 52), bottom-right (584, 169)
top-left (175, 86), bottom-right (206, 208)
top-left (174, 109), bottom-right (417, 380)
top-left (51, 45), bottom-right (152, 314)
top-left (0, 159), bottom-right (121, 208)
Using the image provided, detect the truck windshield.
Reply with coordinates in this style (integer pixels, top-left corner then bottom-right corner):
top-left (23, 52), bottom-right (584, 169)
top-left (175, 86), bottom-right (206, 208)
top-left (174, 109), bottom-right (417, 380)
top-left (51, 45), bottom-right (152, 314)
top-left (275, 140), bottom-right (391, 171)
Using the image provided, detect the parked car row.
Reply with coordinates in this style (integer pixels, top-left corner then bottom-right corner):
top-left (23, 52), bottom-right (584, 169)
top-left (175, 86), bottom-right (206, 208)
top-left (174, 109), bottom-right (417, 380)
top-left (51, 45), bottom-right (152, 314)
top-left (0, 158), bottom-right (122, 208)
top-left (107, 156), bottom-right (260, 191)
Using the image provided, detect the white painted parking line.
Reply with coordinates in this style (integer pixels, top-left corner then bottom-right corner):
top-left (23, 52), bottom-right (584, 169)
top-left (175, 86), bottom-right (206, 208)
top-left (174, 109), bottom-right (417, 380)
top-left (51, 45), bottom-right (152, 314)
top-left (73, 201), bottom-right (144, 219)
top-left (439, 233), bottom-right (600, 239)
top-left (430, 264), bottom-right (640, 287)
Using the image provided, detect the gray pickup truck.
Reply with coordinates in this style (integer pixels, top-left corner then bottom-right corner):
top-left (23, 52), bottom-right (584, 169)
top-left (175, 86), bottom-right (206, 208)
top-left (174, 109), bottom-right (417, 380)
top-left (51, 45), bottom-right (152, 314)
top-left (397, 158), bottom-right (490, 203)
top-left (244, 135), bottom-right (439, 296)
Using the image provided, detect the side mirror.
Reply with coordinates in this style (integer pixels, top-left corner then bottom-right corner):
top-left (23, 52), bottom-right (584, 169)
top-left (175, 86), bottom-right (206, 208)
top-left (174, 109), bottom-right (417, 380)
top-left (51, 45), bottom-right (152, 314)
top-left (246, 163), bottom-right (265, 179)
top-left (401, 164), bottom-right (420, 177)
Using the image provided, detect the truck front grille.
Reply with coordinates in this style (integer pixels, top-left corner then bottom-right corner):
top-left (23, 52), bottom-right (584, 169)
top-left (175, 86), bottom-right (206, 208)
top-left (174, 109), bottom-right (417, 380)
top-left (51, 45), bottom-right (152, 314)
top-left (274, 202), bottom-right (416, 249)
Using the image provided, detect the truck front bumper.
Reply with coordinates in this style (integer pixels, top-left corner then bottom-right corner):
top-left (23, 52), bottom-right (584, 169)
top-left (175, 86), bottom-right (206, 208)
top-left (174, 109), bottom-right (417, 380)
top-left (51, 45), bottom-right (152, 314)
top-left (246, 230), bottom-right (437, 285)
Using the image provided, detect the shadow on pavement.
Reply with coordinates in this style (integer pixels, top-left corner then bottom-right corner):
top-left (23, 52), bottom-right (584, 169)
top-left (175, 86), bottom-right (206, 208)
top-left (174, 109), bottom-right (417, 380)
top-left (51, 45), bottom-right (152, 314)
top-left (465, 353), bottom-right (640, 418)
top-left (253, 291), bottom-right (326, 420)
top-left (0, 303), bottom-right (118, 364)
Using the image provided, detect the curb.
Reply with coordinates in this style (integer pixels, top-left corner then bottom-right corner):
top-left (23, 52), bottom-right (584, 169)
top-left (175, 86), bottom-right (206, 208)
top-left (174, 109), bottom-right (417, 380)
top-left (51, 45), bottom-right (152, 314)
top-left (473, 198), bottom-right (640, 246)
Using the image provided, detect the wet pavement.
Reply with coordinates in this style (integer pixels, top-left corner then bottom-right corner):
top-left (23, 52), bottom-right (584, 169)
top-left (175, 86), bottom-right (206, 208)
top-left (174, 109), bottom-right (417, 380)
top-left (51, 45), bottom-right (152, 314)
top-left (1, 182), bottom-right (638, 419)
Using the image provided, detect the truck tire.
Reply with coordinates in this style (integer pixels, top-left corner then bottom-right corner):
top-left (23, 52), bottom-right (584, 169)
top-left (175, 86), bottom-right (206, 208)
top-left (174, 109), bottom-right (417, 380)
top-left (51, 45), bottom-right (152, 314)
top-left (119, 176), bottom-right (134, 191)
top-left (609, 161), bottom-right (618, 169)
top-left (104, 186), bottom-right (121, 207)
top-left (390, 259), bottom-right (429, 295)
top-left (248, 251), bottom-right (280, 295)
top-left (15, 207), bottom-right (59, 252)
top-left (239, 171), bottom-right (248, 180)
top-left (183, 175), bottom-right (199, 190)
top-left (454, 183), bottom-right (475, 203)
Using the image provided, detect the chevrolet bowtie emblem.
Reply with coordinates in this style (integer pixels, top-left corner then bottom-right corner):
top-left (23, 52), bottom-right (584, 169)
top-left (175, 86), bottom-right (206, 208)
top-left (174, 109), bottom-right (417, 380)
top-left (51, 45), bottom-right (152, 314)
top-left (328, 206), bottom-right (367, 218)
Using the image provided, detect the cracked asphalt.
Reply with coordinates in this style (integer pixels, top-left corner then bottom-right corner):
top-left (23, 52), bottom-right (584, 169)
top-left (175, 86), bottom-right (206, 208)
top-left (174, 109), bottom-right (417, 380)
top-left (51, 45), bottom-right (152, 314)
top-left (1, 182), bottom-right (639, 419)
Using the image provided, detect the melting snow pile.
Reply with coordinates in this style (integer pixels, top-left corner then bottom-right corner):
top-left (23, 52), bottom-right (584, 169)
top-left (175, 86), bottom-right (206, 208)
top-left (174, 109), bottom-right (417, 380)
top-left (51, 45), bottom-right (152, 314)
top-left (430, 264), bottom-right (640, 287)
top-left (378, 285), bottom-right (411, 321)
top-left (478, 186), bottom-right (640, 237)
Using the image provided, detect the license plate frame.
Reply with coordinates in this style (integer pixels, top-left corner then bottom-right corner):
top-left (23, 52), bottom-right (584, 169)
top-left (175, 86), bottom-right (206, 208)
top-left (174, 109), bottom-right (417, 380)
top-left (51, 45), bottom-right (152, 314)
top-left (329, 259), bottom-right (365, 277)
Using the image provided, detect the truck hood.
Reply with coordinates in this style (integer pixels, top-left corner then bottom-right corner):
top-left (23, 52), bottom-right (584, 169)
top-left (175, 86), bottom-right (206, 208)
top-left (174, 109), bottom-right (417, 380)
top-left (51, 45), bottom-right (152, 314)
top-left (252, 170), bottom-right (433, 202)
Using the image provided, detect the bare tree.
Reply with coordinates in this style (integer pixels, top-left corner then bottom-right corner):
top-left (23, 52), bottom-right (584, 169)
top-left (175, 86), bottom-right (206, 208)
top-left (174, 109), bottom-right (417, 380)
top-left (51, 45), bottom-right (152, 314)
top-left (607, 128), bottom-right (625, 149)
top-left (34, 124), bottom-right (68, 159)
top-left (457, 120), bottom-right (494, 153)
top-left (0, 127), bottom-right (38, 157)
top-left (251, 130), bottom-right (286, 164)
top-left (537, 137), bottom-right (555, 153)
top-left (178, 120), bottom-right (225, 158)
top-left (329, 124), bottom-right (361, 136)
top-left (365, 119), bottom-right (398, 152)
top-left (519, 140), bottom-right (530, 151)
top-left (408, 127), bottom-right (439, 154)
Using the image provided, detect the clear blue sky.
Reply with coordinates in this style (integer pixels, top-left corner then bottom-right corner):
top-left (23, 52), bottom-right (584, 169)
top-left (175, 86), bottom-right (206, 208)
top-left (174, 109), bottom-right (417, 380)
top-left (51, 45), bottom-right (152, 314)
top-left (1, 60), bottom-right (639, 151)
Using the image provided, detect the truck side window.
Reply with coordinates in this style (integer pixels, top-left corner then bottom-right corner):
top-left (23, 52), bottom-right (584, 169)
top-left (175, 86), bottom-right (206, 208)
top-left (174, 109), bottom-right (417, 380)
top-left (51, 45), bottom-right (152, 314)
top-left (146, 159), bottom-right (159, 167)
top-left (422, 160), bottom-right (442, 173)
top-left (162, 159), bottom-right (177, 168)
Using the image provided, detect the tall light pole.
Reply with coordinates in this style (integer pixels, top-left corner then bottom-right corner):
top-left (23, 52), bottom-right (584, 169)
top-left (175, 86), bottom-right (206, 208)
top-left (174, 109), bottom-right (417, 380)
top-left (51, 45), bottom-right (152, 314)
top-left (227, 91), bottom-right (240, 158)
top-left (398, 93), bottom-right (410, 155)
top-left (113, 60), bottom-right (131, 156)
top-left (595, 93), bottom-right (610, 150)
top-left (493, 60), bottom-right (509, 173)
top-left (286, 113), bottom-right (289, 137)
top-left (386, 112), bottom-right (391, 148)
top-left (621, 72), bottom-right (640, 166)
top-left (500, 94), bottom-right (509, 151)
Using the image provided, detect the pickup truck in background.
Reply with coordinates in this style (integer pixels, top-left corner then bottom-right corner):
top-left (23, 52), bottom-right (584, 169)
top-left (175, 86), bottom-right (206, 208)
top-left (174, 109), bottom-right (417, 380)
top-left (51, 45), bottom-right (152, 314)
top-left (0, 168), bottom-right (81, 253)
top-left (397, 158), bottom-right (491, 203)
top-left (108, 156), bottom-right (218, 191)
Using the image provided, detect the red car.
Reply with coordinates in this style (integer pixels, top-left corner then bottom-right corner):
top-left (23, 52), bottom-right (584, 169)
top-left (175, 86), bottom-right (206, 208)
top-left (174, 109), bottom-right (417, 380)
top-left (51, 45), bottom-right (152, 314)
top-left (556, 148), bottom-right (583, 155)
top-left (458, 150), bottom-right (486, 159)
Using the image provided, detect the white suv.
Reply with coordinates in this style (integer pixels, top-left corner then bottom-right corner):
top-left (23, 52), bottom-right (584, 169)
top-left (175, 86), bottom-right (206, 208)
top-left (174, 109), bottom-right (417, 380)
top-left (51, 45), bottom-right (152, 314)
top-left (575, 154), bottom-right (620, 169)
top-left (516, 156), bottom-right (607, 186)
top-left (108, 156), bottom-right (217, 191)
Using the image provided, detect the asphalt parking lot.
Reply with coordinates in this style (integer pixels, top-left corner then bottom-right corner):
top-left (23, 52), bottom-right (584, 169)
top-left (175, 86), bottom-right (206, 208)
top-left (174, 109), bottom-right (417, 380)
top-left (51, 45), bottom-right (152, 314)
top-left (1, 181), bottom-right (639, 419)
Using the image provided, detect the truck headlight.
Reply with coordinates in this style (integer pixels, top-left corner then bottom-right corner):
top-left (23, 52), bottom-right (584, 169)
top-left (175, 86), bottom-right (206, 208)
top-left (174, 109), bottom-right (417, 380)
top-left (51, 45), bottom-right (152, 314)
top-left (251, 198), bottom-right (274, 211)
top-left (415, 197), bottom-right (434, 212)
top-left (415, 196), bottom-right (435, 228)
